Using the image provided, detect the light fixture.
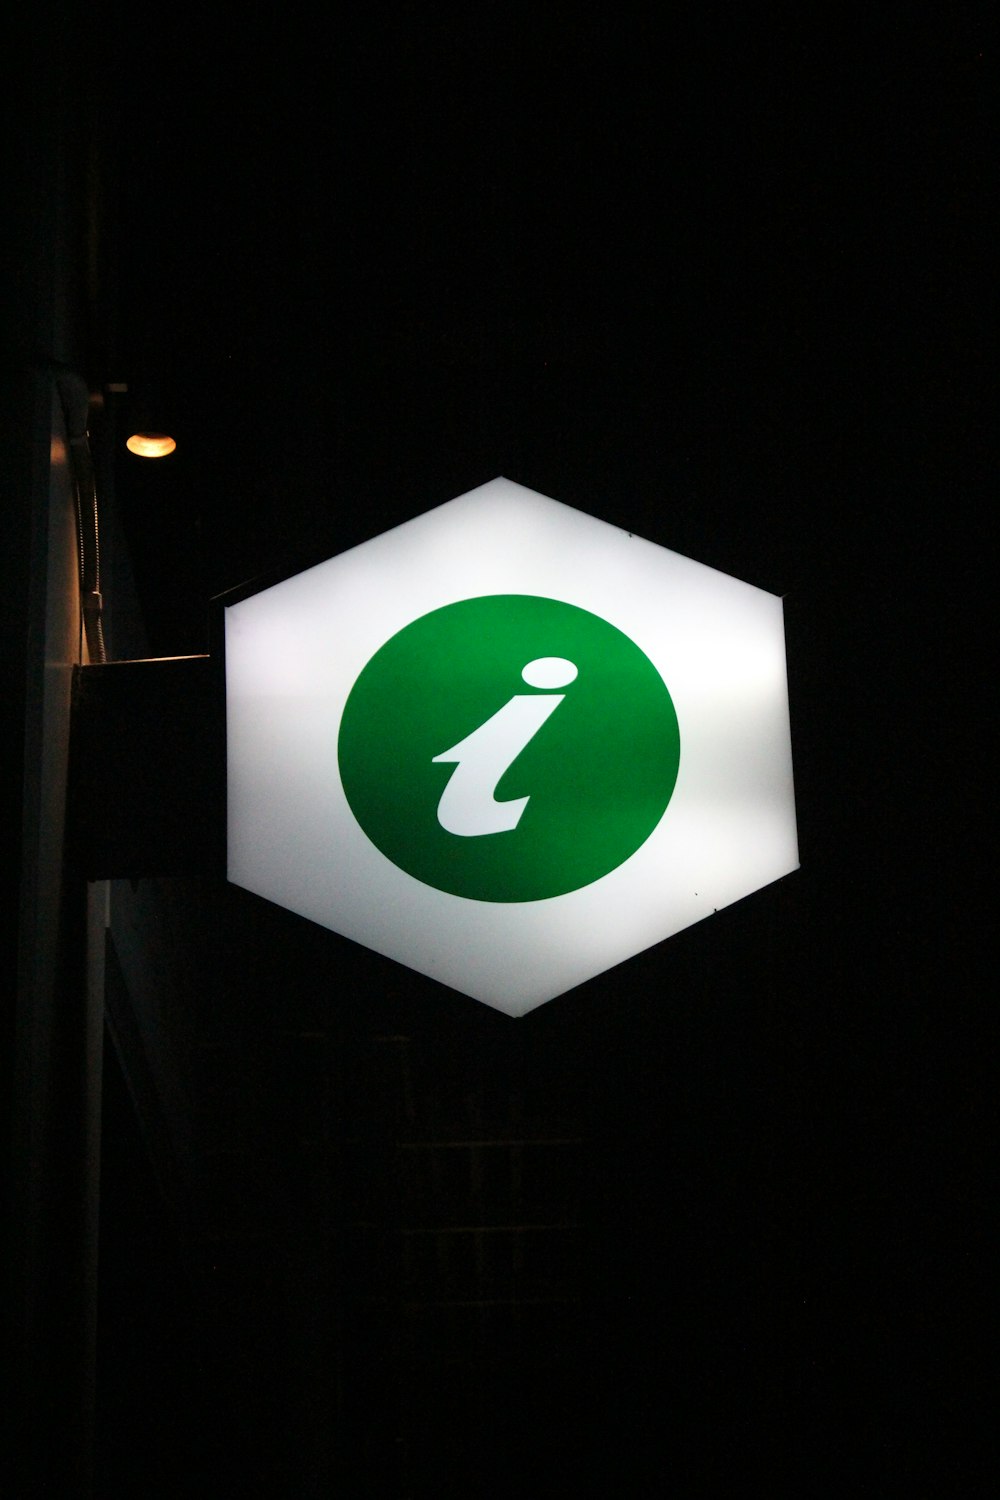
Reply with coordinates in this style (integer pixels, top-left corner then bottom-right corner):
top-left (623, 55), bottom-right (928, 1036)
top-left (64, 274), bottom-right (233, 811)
top-left (126, 432), bottom-right (177, 458)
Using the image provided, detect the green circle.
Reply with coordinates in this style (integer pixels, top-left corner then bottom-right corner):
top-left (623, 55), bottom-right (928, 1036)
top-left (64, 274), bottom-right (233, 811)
top-left (338, 595), bottom-right (680, 902)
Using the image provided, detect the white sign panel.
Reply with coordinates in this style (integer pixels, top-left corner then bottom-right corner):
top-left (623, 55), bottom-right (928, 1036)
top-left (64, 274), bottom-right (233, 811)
top-left (225, 478), bottom-right (798, 1016)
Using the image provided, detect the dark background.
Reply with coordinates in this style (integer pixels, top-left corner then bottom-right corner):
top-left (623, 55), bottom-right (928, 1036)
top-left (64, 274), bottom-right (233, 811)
top-left (14, 6), bottom-right (991, 1496)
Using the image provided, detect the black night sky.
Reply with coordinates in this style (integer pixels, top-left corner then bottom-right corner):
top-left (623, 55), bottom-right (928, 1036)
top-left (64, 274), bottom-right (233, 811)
top-left (38, 7), bottom-right (990, 1495)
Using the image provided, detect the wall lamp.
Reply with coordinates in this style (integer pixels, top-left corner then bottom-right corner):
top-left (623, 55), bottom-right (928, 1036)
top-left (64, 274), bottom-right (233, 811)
top-left (125, 432), bottom-right (177, 458)
top-left (115, 380), bottom-right (177, 458)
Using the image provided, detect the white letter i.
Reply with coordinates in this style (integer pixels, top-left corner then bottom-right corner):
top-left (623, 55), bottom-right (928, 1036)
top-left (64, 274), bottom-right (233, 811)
top-left (432, 657), bottom-right (578, 837)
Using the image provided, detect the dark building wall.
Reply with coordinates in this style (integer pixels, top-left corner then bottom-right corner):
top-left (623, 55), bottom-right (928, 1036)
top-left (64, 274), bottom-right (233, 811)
top-left (4, 15), bottom-right (112, 1492)
top-left (9, 378), bottom-right (104, 1497)
top-left (6, 13), bottom-right (987, 1497)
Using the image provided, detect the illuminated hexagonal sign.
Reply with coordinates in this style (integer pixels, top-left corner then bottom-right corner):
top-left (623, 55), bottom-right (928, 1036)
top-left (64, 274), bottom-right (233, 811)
top-left (224, 477), bottom-right (797, 1016)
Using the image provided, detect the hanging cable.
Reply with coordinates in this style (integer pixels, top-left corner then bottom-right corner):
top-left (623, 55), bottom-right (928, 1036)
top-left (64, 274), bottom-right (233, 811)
top-left (70, 430), bottom-right (106, 664)
top-left (59, 369), bottom-right (107, 664)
